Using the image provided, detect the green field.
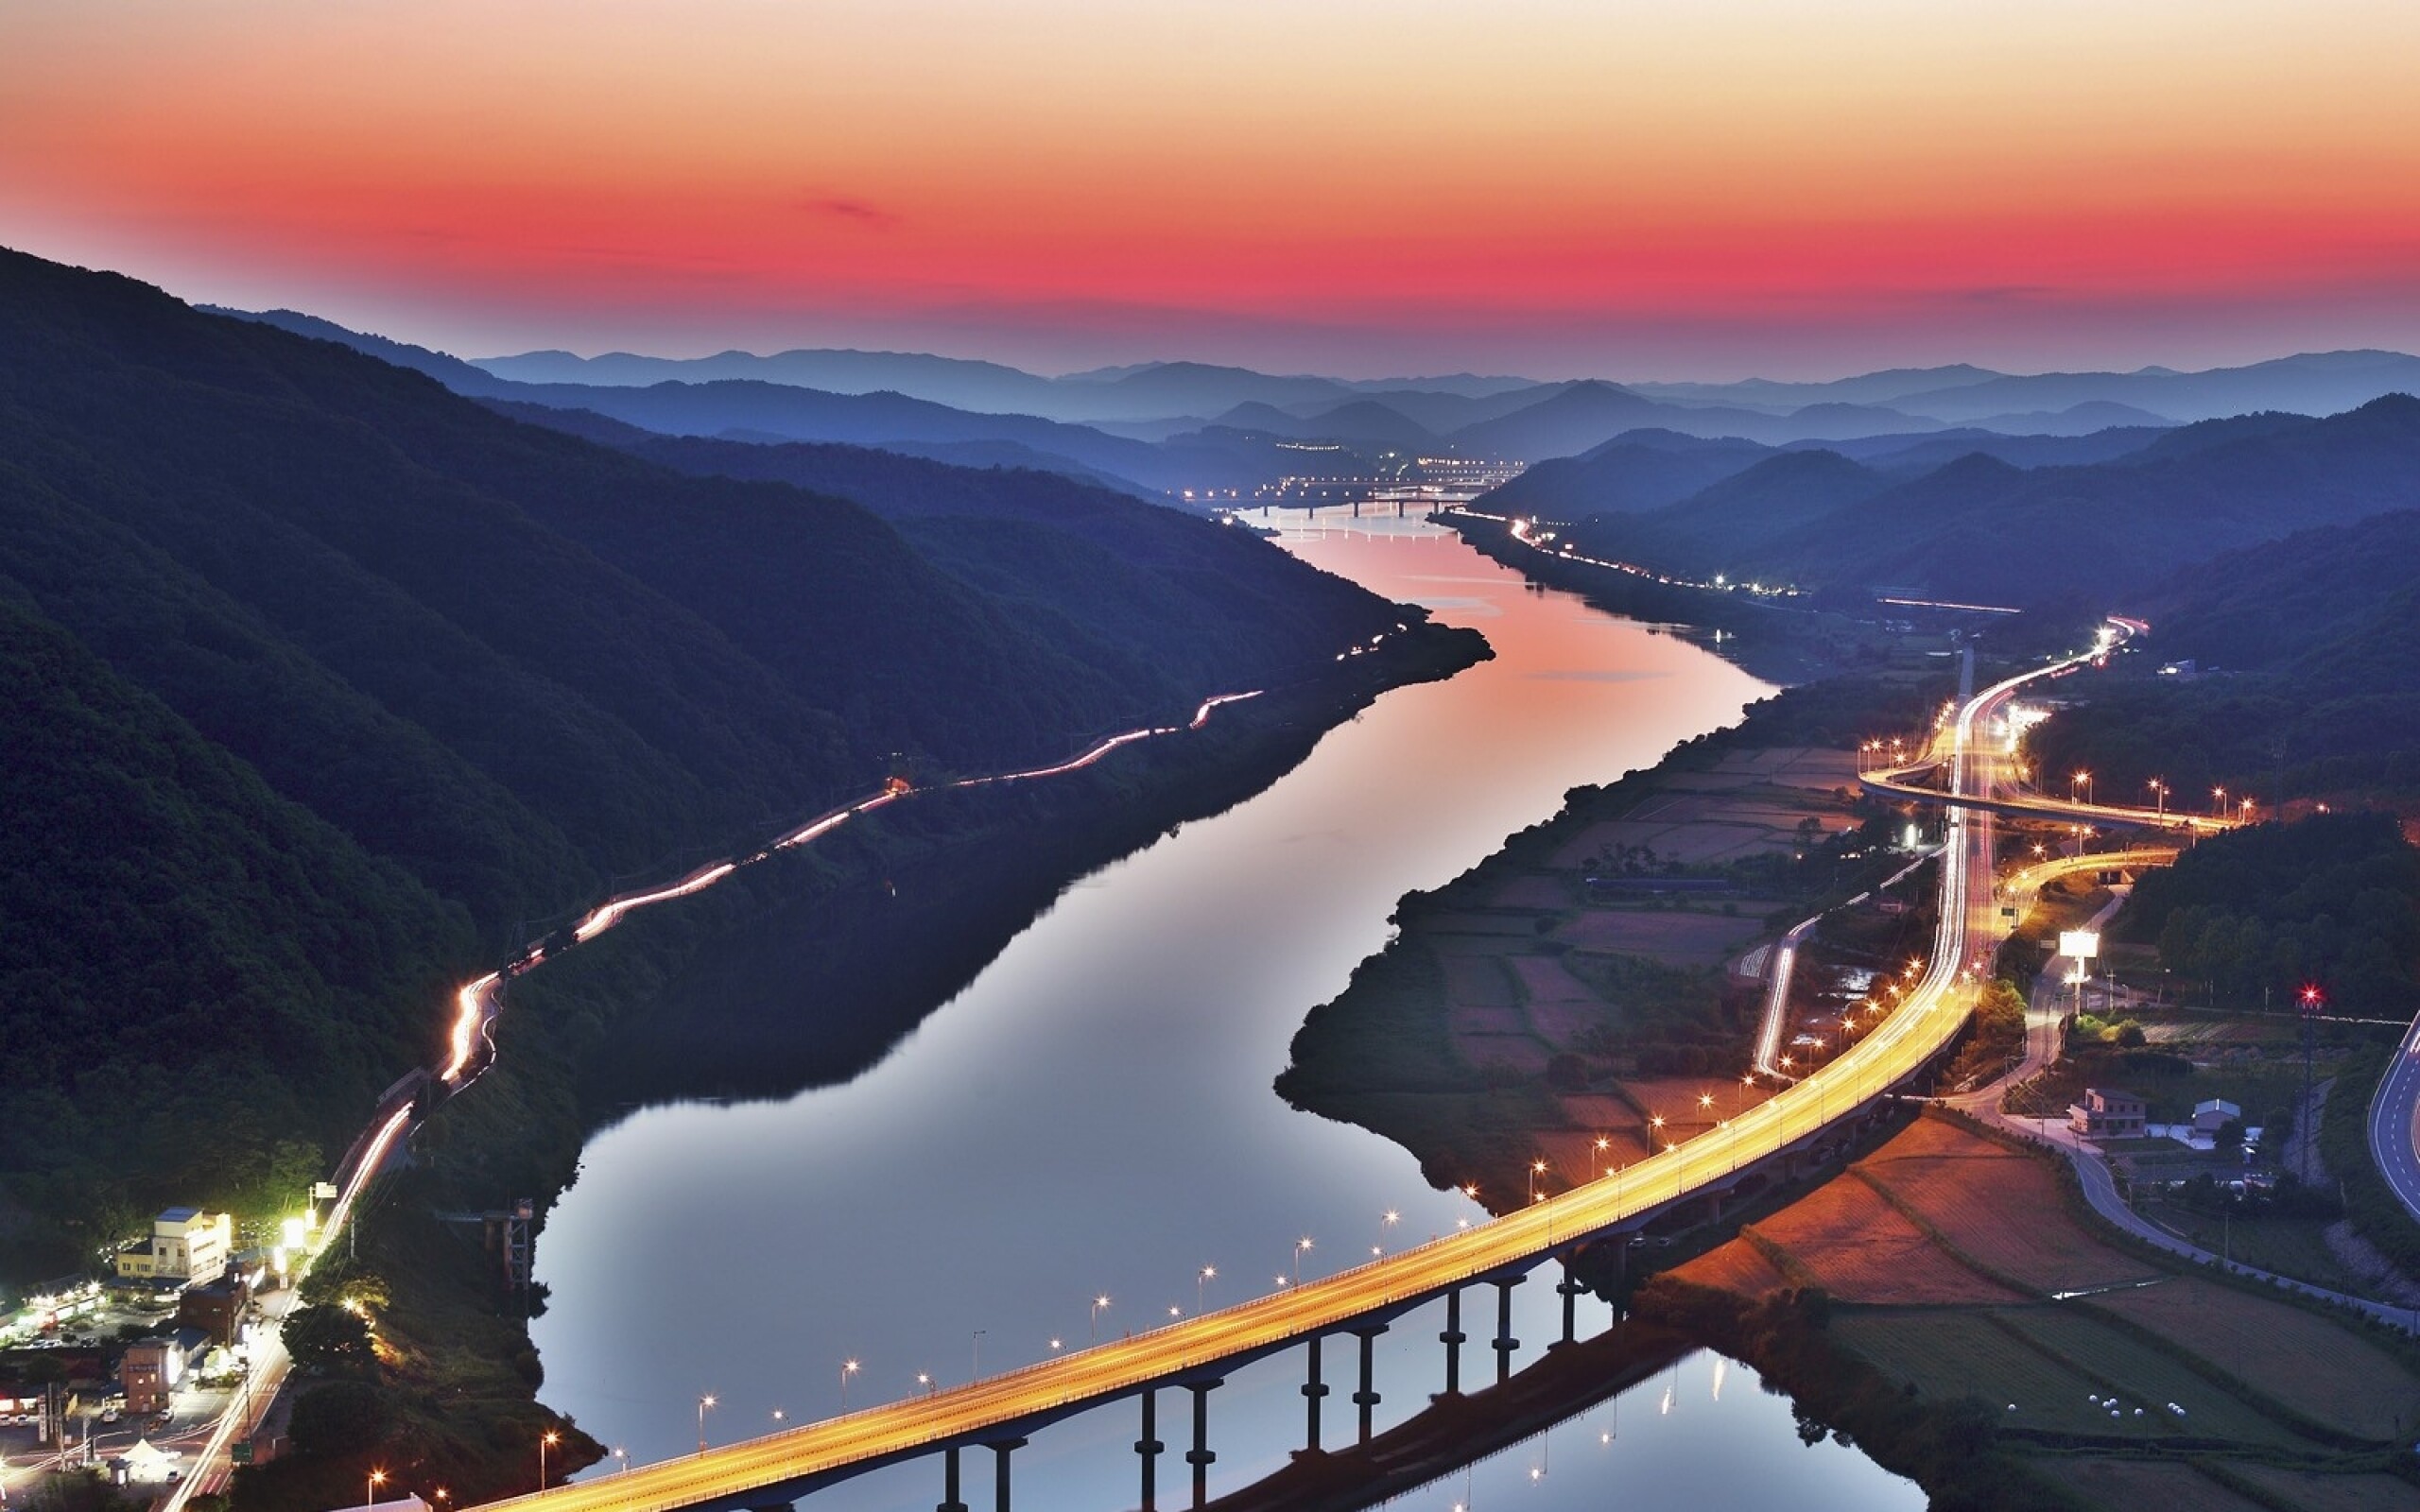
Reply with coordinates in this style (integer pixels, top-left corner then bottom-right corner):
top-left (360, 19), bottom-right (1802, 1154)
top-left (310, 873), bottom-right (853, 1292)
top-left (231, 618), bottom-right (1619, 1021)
top-left (1834, 1303), bottom-right (2312, 1451)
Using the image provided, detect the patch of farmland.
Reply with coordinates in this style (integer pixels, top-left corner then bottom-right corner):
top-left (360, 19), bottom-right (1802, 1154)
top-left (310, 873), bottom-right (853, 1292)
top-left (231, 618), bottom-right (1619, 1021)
top-left (1858, 1153), bottom-right (2156, 1293)
top-left (2090, 1276), bottom-right (2420, 1443)
top-left (1437, 950), bottom-right (1517, 1007)
top-left (1669, 1238), bottom-right (1791, 1297)
top-left (2038, 1459), bottom-right (2273, 1512)
top-left (1552, 910), bottom-right (1764, 967)
top-left (2007, 1305), bottom-right (2314, 1451)
top-left (1831, 1311), bottom-right (2169, 1440)
top-left (2230, 1466), bottom-right (2420, 1512)
top-left (1750, 1178), bottom-right (2022, 1304)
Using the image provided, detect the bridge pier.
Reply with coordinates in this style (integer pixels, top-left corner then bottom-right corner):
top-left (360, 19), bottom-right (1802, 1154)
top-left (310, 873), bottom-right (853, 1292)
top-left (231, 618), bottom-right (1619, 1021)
top-left (1493, 1274), bottom-right (1524, 1383)
top-left (990, 1438), bottom-right (1026, 1512)
top-left (938, 1446), bottom-right (967, 1512)
top-left (1300, 1336), bottom-right (1328, 1452)
top-left (1351, 1324), bottom-right (1387, 1443)
top-left (1438, 1288), bottom-right (1466, 1398)
top-left (1556, 1259), bottom-right (1586, 1347)
top-left (1136, 1389), bottom-right (1165, 1511)
top-left (1185, 1378), bottom-right (1223, 1510)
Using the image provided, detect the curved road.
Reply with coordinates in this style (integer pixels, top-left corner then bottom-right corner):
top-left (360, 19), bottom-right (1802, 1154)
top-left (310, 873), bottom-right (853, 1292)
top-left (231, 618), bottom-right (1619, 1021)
top-left (458, 626), bottom-right (2134, 1512)
top-left (2369, 1013), bottom-right (2420, 1226)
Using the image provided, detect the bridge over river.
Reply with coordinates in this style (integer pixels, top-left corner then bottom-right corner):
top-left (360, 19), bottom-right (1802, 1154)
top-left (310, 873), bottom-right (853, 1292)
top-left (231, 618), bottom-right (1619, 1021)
top-left (471, 625), bottom-right (2137, 1512)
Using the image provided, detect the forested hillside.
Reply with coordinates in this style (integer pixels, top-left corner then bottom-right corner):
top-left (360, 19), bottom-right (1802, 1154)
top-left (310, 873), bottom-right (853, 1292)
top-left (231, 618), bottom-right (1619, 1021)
top-left (2022, 508), bottom-right (2420, 802)
top-left (1532, 395), bottom-right (2420, 607)
top-left (0, 247), bottom-right (1413, 1277)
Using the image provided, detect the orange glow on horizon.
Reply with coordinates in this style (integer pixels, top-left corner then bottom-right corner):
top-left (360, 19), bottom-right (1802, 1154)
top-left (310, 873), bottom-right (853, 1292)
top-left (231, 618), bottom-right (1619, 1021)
top-left (3, 1), bottom-right (2417, 372)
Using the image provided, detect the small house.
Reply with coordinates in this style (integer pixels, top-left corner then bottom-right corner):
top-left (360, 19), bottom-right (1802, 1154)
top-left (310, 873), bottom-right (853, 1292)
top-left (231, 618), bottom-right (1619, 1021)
top-left (2068, 1087), bottom-right (2147, 1140)
top-left (2192, 1098), bottom-right (2242, 1135)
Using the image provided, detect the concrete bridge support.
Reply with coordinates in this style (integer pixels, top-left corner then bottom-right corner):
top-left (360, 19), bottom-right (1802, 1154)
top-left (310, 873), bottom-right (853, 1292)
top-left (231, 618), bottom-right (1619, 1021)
top-left (1556, 1259), bottom-right (1586, 1347)
top-left (938, 1446), bottom-right (967, 1512)
top-left (1135, 1389), bottom-right (1165, 1511)
top-left (989, 1438), bottom-right (1026, 1512)
top-left (1492, 1275), bottom-right (1525, 1384)
top-left (1185, 1379), bottom-right (1223, 1509)
top-left (1438, 1288), bottom-right (1466, 1398)
top-left (1301, 1336), bottom-right (1328, 1452)
top-left (1351, 1324), bottom-right (1387, 1443)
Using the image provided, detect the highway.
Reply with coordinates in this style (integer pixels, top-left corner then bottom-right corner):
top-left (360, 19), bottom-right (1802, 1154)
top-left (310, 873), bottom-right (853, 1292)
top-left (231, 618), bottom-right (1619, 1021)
top-left (2369, 1006), bottom-right (2420, 1226)
top-left (461, 626), bottom-right (2133, 1512)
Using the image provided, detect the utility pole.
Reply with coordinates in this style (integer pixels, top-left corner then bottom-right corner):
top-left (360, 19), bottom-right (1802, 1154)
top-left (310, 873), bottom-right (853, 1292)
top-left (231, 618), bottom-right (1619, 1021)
top-left (2299, 987), bottom-right (2322, 1183)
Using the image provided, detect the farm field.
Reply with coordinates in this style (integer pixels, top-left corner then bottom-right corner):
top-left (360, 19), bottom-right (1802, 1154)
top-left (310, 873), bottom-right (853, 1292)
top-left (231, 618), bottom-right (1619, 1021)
top-left (1855, 1131), bottom-right (2159, 1293)
top-left (1829, 1310), bottom-right (2176, 1441)
top-left (2038, 1459), bottom-right (2273, 1512)
top-left (2229, 1466), bottom-right (2420, 1512)
top-left (1729, 1173), bottom-right (2025, 1303)
top-left (2090, 1275), bottom-right (2420, 1441)
top-left (1665, 1110), bottom-right (2420, 1503)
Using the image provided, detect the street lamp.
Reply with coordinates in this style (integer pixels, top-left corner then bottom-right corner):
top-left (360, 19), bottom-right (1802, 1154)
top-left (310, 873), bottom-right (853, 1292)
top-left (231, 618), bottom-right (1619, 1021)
top-left (1530, 1159), bottom-right (1548, 1203)
top-left (2070, 770), bottom-right (2091, 807)
top-left (538, 1430), bottom-right (559, 1490)
top-left (1377, 1211), bottom-right (1399, 1257)
top-left (2148, 779), bottom-right (2166, 820)
top-left (2212, 785), bottom-right (2226, 818)
top-left (697, 1394), bottom-right (716, 1453)
top-left (770, 1408), bottom-right (786, 1427)
top-left (1293, 1237), bottom-right (1314, 1285)
top-left (917, 1372), bottom-right (936, 1398)
top-left (839, 1358), bottom-right (859, 1409)
top-left (368, 1469), bottom-right (386, 1509)
top-left (1197, 1265), bottom-right (1217, 1313)
top-left (1091, 1294), bottom-right (1111, 1340)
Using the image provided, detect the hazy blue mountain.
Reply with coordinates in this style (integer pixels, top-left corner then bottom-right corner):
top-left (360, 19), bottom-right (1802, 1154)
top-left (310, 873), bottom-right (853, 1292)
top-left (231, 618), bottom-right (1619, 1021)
top-left (1446, 380), bottom-right (1679, 457)
top-left (475, 345), bottom-right (1067, 415)
top-left (1814, 426), bottom-right (2172, 474)
top-left (1530, 394), bottom-right (2420, 607)
top-left (1213, 397), bottom-right (1433, 447)
top-left (1763, 401), bottom-right (1946, 439)
top-left (1484, 431), bottom-right (1771, 514)
top-left (1630, 364), bottom-right (2006, 411)
top-left (1891, 351), bottom-right (2420, 423)
top-left (1968, 400), bottom-right (2173, 434)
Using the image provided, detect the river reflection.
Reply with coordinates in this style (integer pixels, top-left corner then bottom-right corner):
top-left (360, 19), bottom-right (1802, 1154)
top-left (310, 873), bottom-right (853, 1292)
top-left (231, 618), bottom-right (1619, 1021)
top-left (531, 511), bottom-right (1915, 1507)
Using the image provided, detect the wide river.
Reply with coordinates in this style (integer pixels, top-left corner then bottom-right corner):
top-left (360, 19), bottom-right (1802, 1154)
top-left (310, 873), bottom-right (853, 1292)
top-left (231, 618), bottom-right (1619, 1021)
top-left (532, 511), bottom-right (1923, 1510)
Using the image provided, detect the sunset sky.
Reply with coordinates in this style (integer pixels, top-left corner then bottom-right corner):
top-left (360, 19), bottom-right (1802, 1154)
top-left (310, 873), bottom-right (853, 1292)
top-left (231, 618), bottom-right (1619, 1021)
top-left (5, 0), bottom-right (2418, 378)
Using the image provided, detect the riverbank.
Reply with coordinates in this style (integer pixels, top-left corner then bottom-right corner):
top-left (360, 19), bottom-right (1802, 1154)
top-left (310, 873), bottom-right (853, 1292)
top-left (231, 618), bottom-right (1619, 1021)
top-left (1273, 669), bottom-right (1946, 1211)
top-left (1439, 511), bottom-right (1887, 685)
top-left (227, 622), bottom-right (1486, 1512)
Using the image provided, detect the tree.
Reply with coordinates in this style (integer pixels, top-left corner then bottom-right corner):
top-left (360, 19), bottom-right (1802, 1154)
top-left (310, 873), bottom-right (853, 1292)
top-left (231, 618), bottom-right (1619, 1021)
top-left (286, 1380), bottom-right (397, 1458)
top-left (281, 1304), bottom-right (374, 1377)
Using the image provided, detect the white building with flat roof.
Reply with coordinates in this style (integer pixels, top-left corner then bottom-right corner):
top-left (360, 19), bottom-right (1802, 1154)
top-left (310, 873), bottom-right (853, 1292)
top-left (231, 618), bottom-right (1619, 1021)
top-left (113, 1209), bottom-right (233, 1287)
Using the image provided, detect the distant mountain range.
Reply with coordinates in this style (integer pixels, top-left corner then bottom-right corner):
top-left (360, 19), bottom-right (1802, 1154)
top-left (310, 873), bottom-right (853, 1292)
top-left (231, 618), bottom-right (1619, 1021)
top-left (1518, 397), bottom-right (2420, 610)
top-left (211, 309), bottom-right (2420, 498)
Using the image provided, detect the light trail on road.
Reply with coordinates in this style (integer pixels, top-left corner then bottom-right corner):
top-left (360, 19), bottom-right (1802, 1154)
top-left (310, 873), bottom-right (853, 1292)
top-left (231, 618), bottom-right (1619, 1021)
top-left (463, 625), bottom-right (2135, 1512)
top-left (177, 677), bottom-right (1316, 1506)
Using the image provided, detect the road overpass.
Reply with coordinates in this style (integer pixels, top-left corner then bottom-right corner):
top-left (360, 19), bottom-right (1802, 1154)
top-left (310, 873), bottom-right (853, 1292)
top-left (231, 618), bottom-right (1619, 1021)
top-left (465, 625), bottom-right (2135, 1512)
